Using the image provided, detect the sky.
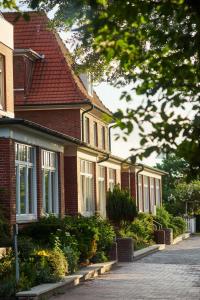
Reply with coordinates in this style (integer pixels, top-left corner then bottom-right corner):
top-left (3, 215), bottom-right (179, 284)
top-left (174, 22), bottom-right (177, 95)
top-left (9, 1), bottom-right (161, 166)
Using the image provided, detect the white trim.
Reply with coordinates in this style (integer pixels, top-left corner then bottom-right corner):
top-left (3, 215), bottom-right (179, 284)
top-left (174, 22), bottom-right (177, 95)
top-left (0, 126), bottom-right (64, 152)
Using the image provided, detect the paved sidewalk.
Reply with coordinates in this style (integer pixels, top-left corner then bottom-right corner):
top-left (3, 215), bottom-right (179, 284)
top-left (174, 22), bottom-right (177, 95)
top-left (52, 236), bottom-right (200, 300)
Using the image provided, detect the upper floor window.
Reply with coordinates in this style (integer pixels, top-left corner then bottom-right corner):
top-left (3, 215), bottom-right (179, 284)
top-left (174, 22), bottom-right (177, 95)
top-left (109, 168), bottom-right (116, 191)
top-left (80, 159), bottom-right (95, 216)
top-left (101, 126), bottom-right (106, 150)
top-left (94, 121), bottom-right (98, 147)
top-left (0, 54), bottom-right (5, 109)
top-left (15, 143), bottom-right (37, 221)
top-left (84, 117), bottom-right (90, 144)
top-left (42, 150), bottom-right (59, 214)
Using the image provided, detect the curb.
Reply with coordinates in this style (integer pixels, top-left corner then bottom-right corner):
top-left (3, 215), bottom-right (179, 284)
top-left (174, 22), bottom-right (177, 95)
top-left (16, 261), bottom-right (117, 300)
top-left (172, 232), bottom-right (191, 245)
top-left (133, 244), bottom-right (165, 261)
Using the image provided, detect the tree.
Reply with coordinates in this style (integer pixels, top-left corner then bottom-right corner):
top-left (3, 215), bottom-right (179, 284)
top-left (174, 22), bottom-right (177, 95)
top-left (155, 154), bottom-right (190, 203)
top-left (0, 1), bottom-right (18, 9)
top-left (10, 1), bottom-right (200, 168)
top-left (167, 181), bottom-right (200, 216)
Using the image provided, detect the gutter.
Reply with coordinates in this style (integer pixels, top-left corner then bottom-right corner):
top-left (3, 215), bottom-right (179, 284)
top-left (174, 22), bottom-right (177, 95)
top-left (81, 102), bottom-right (94, 142)
top-left (97, 153), bottom-right (110, 164)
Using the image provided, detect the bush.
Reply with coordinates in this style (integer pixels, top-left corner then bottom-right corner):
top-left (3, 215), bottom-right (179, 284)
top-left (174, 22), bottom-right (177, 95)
top-left (106, 185), bottom-right (137, 225)
top-left (0, 205), bottom-right (11, 246)
top-left (119, 213), bottom-right (154, 250)
top-left (20, 215), bottom-right (116, 267)
top-left (154, 207), bottom-right (186, 238)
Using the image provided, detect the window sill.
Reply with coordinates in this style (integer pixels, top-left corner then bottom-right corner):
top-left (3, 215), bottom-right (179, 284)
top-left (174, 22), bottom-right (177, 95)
top-left (16, 214), bottom-right (37, 223)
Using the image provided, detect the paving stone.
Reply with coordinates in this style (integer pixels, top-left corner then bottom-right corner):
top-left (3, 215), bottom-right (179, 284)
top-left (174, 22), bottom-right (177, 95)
top-left (51, 236), bottom-right (200, 300)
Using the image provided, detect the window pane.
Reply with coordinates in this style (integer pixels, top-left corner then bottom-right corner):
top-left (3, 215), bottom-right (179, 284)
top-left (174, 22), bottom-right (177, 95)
top-left (20, 167), bottom-right (26, 214)
top-left (51, 172), bottom-right (55, 212)
top-left (45, 170), bottom-right (49, 213)
top-left (28, 167), bottom-right (34, 214)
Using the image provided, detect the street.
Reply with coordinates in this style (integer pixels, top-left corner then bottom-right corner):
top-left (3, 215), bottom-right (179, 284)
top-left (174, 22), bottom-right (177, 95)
top-left (52, 236), bottom-right (200, 299)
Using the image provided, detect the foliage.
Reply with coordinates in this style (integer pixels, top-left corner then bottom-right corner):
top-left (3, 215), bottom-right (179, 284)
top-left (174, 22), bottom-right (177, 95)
top-left (155, 207), bottom-right (186, 238)
top-left (106, 185), bottom-right (137, 225)
top-left (119, 213), bottom-right (154, 250)
top-left (155, 153), bottom-right (192, 203)
top-left (0, 250), bottom-right (16, 297)
top-left (166, 180), bottom-right (200, 215)
top-left (20, 215), bottom-right (115, 266)
top-left (21, 0), bottom-right (200, 166)
top-left (0, 204), bottom-right (11, 246)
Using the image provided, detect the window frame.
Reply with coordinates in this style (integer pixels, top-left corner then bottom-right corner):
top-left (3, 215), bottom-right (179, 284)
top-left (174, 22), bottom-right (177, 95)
top-left (0, 54), bottom-right (5, 110)
top-left (143, 176), bottom-right (150, 212)
top-left (138, 174), bottom-right (143, 212)
top-left (93, 121), bottom-right (98, 147)
top-left (108, 168), bottom-right (116, 192)
top-left (80, 159), bottom-right (95, 216)
top-left (84, 117), bottom-right (90, 144)
top-left (41, 149), bottom-right (59, 215)
top-left (15, 143), bottom-right (37, 222)
top-left (101, 126), bottom-right (106, 150)
top-left (98, 166), bottom-right (106, 217)
top-left (155, 179), bottom-right (161, 207)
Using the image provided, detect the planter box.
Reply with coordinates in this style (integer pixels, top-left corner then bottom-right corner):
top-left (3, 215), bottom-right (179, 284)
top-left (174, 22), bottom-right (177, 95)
top-left (154, 230), bottom-right (165, 244)
top-left (117, 238), bottom-right (134, 262)
top-left (163, 228), bottom-right (173, 245)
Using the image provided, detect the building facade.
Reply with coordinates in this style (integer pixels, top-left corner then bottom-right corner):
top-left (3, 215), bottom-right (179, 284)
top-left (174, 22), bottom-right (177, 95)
top-left (0, 12), bottom-right (166, 228)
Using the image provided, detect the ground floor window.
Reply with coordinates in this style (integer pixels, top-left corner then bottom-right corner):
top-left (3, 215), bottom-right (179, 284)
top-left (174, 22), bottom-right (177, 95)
top-left (150, 177), bottom-right (155, 213)
top-left (108, 168), bottom-right (116, 191)
top-left (138, 174), bottom-right (143, 211)
top-left (42, 150), bottom-right (59, 214)
top-left (156, 179), bottom-right (161, 207)
top-left (80, 159), bottom-right (95, 216)
top-left (144, 176), bottom-right (150, 212)
top-left (15, 143), bottom-right (36, 220)
top-left (98, 166), bottom-right (106, 218)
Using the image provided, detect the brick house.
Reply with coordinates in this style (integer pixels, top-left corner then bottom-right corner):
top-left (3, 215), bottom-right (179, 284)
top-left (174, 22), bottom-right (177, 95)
top-left (0, 12), bottom-right (166, 227)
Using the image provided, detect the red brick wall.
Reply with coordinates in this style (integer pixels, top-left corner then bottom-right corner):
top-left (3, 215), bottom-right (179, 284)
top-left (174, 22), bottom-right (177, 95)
top-left (121, 171), bottom-right (136, 200)
top-left (16, 109), bottom-right (81, 139)
top-left (0, 138), bottom-right (16, 225)
top-left (64, 156), bottom-right (78, 215)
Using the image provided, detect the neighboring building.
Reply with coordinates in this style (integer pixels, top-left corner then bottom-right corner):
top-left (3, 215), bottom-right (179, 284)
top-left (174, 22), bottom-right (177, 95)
top-left (121, 163), bottom-right (167, 214)
top-left (0, 12), bottom-right (166, 228)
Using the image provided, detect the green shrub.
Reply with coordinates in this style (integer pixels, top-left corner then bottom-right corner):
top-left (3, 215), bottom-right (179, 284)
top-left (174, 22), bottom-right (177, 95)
top-left (170, 216), bottom-right (187, 238)
top-left (106, 185), bottom-right (137, 225)
top-left (0, 205), bottom-right (11, 246)
top-left (33, 248), bottom-right (68, 283)
top-left (119, 213), bottom-right (154, 250)
top-left (0, 251), bottom-right (16, 296)
top-left (154, 207), bottom-right (186, 238)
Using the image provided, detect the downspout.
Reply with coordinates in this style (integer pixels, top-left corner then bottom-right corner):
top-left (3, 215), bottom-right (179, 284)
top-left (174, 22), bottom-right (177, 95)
top-left (81, 102), bottom-right (94, 141)
top-left (136, 164), bottom-right (144, 209)
top-left (97, 153), bottom-right (109, 164)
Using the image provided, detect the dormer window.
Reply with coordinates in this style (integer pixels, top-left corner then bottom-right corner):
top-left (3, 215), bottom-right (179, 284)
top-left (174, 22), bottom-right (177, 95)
top-left (0, 54), bottom-right (5, 109)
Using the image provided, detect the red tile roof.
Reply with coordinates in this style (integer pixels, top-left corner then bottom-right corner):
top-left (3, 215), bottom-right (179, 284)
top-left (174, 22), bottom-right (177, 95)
top-left (3, 12), bottom-right (112, 115)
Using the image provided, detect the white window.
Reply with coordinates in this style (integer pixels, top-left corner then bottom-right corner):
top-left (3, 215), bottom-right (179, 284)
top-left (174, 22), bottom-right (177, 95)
top-left (150, 177), bottom-right (155, 213)
top-left (15, 143), bottom-right (37, 221)
top-left (98, 166), bottom-right (106, 218)
top-left (0, 54), bottom-right (5, 109)
top-left (80, 160), bottom-right (95, 216)
top-left (156, 179), bottom-right (161, 207)
top-left (94, 121), bottom-right (98, 147)
top-left (144, 176), bottom-right (150, 213)
top-left (109, 168), bottom-right (116, 191)
top-left (84, 117), bottom-right (90, 143)
top-left (138, 174), bottom-right (143, 212)
top-left (42, 150), bottom-right (59, 214)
